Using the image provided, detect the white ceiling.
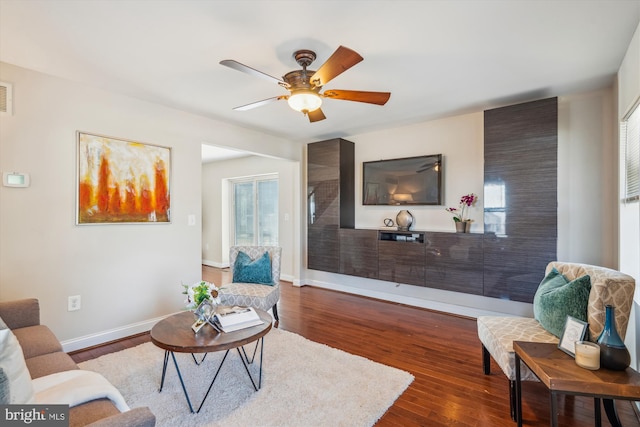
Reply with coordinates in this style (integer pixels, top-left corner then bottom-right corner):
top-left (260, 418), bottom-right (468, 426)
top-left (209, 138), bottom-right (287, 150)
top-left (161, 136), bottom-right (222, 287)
top-left (1, 0), bottom-right (639, 152)
top-left (201, 144), bottom-right (249, 163)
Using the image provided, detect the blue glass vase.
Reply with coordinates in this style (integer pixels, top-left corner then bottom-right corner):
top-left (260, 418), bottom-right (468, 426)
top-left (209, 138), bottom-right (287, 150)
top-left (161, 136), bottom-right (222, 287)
top-left (597, 305), bottom-right (630, 371)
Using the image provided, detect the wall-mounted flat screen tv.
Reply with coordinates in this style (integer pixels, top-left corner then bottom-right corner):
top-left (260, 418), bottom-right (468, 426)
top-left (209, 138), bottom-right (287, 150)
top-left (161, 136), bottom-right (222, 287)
top-left (362, 154), bottom-right (442, 205)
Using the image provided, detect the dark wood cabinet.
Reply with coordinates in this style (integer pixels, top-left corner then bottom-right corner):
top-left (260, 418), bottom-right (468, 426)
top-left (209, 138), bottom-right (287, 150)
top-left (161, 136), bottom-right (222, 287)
top-left (308, 225), bottom-right (340, 273)
top-left (483, 97), bottom-right (557, 303)
top-left (425, 232), bottom-right (484, 295)
top-left (339, 229), bottom-right (378, 278)
top-left (378, 237), bottom-right (426, 287)
top-left (307, 139), bottom-right (355, 272)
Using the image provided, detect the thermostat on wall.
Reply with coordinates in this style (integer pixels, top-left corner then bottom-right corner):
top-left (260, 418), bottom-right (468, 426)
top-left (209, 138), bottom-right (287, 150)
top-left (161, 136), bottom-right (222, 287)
top-left (3, 172), bottom-right (30, 187)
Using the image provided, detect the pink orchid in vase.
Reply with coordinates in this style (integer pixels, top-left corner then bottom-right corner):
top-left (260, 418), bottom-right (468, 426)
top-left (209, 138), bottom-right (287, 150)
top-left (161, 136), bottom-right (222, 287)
top-left (446, 193), bottom-right (478, 223)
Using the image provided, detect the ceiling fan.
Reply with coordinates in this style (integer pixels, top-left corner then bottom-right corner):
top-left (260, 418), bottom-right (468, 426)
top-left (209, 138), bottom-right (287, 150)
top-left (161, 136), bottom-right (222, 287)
top-left (220, 46), bottom-right (391, 123)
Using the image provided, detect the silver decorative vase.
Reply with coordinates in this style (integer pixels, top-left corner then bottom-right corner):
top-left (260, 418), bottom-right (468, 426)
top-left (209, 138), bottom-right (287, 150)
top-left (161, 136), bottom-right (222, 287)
top-left (455, 221), bottom-right (471, 233)
top-left (396, 210), bottom-right (413, 231)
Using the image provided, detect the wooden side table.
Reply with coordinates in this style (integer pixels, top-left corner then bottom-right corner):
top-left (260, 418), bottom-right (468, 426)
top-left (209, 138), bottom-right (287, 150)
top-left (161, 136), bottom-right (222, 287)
top-left (514, 341), bottom-right (640, 427)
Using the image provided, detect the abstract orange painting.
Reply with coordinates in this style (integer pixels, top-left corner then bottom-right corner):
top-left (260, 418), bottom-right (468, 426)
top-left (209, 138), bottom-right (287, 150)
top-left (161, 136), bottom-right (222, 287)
top-left (76, 132), bottom-right (171, 224)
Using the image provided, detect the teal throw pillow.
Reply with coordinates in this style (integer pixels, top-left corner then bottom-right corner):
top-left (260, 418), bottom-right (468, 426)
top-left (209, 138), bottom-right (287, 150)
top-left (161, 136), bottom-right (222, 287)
top-left (533, 268), bottom-right (591, 338)
top-left (233, 251), bottom-right (273, 285)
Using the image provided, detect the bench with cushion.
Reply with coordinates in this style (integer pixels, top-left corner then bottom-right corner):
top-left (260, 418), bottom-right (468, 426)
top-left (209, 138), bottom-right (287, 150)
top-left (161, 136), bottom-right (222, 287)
top-left (477, 261), bottom-right (635, 419)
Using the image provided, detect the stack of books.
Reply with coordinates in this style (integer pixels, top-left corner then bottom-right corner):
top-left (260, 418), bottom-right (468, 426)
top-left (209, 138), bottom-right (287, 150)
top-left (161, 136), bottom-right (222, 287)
top-left (212, 306), bottom-right (263, 333)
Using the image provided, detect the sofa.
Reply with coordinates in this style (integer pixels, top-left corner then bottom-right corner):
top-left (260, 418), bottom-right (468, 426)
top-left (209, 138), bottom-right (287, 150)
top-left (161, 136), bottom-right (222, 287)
top-left (0, 298), bottom-right (155, 427)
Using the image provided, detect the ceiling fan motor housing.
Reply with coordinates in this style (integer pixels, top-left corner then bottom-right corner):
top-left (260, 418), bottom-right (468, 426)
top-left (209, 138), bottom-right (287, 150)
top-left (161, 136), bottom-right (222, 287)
top-left (293, 49), bottom-right (317, 68)
top-left (283, 70), bottom-right (319, 91)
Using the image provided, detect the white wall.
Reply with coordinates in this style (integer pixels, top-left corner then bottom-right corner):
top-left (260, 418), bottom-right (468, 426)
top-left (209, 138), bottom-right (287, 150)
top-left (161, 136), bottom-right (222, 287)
top-left (201, 155), bottom-right (299, 281)
top-left (0, 62), bottom-right (299, 350)
top-left (617, 21), bottom-right (640, 370)
top-left (353, 112), bottom-right (485, 233)
top-left (558, 90), bottom-right (617, 267)
top-left (305, 90), bottom-right (618, 318)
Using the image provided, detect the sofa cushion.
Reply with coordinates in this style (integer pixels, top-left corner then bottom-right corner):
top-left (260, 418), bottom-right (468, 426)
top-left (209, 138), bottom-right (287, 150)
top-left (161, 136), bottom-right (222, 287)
top-left (85, 406), bottom-right (156, 427)
top-left (0, 299), bottom-right (40, 330)
top-left (533, 268), bottom-right (591, 337)
top-left (477, 315), bottom-right (558, 381)
top-left (13, 325), bottom-right (63, 359)
top-left (26, 352), bottom-right (78, 380)
top-left (232, 250), bottom-right (273, 285)
top-left (219, 282), bottom-right (279, 312)
top-left (0, 327), bottom-right (35, 403)
top-left (69, 398), bottom-right (121, 427)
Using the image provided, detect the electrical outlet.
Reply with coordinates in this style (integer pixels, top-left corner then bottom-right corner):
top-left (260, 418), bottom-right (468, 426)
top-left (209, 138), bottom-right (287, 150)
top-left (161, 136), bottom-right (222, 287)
top-left (68, 295), bottom-right (81, 312)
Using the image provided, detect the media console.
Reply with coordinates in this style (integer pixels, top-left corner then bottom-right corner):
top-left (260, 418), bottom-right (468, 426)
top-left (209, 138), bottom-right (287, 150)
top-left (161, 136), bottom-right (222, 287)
top-left (337, 229), bottom-right (484, 295)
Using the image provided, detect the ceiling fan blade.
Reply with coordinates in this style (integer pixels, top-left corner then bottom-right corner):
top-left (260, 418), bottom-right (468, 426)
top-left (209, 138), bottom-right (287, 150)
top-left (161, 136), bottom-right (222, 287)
top-left (322, 89), bottom-right (391, 105)
top-left (307, 108), bottom-right (326, 123)
top-left (310, 46), bottom-right (363, 87)
top-left (220, 59), bottom-right (287, 86)
top-left (233, 96), bottom-right (286, 111)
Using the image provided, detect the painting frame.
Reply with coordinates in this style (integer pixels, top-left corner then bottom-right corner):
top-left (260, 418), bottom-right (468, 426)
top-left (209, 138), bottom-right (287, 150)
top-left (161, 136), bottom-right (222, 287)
top-left (558, 315), bottom-right (589, 357)
top-left (76, 131), bottom-right (172, 225)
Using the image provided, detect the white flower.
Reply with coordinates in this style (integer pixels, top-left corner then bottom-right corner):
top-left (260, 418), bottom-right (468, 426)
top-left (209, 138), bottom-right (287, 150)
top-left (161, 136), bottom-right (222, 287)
top-left (182, 281), bottom-right (220, 309)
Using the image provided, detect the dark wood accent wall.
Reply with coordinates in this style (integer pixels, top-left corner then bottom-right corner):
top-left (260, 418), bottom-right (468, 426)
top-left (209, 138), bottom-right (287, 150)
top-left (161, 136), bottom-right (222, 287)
top-left (307, 139), bottom-right (355, 272)
top-left (483, 97), bottom-right (558, 303)
top-left (307, 97), bottom-right (558, 303)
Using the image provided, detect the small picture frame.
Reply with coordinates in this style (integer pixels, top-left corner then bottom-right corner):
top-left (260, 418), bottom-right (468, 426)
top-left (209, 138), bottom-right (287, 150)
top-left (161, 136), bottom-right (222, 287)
top-left (558, 315), bottom-right (588, 357)
top-left (191, 318), bottom-right (207, 333)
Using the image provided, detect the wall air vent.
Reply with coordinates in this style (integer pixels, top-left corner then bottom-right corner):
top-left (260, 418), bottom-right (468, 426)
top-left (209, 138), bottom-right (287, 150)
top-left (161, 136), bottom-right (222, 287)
top-left (0, 82), bottom-right (13, 115)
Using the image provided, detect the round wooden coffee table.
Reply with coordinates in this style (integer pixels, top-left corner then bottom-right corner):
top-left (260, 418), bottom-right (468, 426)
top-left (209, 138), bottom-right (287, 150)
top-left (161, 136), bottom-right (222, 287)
top-left (150, 308), bottom-right (272, 413)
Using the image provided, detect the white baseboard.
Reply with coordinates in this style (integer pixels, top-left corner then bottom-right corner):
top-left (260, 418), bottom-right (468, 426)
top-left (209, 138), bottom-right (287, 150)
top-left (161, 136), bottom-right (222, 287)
top-left (305, 279), bottom-right (514, 318)
top-left (202, 259), bottom-right (227, 268)
top-left (281, 273), bottom-right (295, 283)
top-left (60, 312), bottom-right (178, 353)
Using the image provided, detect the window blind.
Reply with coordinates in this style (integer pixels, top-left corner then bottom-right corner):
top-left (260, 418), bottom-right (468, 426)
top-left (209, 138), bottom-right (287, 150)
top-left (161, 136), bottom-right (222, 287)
top-left (623, 102), bottom-right (640, 202)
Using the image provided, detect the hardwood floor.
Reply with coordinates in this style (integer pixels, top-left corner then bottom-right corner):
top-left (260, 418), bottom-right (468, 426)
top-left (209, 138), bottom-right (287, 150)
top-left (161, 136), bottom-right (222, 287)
top-left (70, 266), bottom-right (640, 426)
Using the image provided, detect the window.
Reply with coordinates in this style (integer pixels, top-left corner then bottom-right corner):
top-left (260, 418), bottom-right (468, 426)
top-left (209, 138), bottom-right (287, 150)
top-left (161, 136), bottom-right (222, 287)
top-left (484, 181), bottom-right (507, 236)
top-left (623, 101), bottom-right (640, 202)
top-left (231, 174), bottom-right (278, 245)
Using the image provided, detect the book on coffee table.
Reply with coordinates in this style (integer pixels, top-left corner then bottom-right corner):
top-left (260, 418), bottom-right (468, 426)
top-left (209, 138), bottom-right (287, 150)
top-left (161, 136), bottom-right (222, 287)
top-left (212, 306), bottom-right (264, 333)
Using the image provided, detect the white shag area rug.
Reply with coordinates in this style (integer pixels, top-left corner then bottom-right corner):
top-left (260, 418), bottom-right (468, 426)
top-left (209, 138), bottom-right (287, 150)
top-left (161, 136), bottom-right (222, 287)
top-left (79, 327), bottom-right (414, 427)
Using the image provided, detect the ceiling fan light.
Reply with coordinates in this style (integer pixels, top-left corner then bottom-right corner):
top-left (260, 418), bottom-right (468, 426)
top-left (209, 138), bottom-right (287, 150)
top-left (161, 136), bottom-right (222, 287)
top-left (288, 91), bottom-right (322, 113)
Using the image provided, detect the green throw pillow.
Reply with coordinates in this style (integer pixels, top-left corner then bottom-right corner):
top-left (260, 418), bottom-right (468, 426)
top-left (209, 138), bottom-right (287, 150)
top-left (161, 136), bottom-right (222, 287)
top-left (533, 268), bottom-right (591, 338)
top-left (233, 251), bottom-right (273, 285)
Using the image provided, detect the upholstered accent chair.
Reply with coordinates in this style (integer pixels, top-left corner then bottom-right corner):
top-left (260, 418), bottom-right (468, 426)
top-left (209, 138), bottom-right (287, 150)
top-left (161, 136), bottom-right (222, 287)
top-left (219, 246), bottom-right (282, 321)
top-left (477, 261), bottom-right (635, 419)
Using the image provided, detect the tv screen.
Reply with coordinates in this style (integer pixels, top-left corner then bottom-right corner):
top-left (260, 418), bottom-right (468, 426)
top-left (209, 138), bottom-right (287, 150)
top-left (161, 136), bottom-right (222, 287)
top-left (362, 154), bottom-right (442, 206)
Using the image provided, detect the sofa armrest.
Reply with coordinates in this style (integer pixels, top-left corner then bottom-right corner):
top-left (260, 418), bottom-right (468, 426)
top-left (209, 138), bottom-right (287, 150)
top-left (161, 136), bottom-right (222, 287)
top-left (0, 299), bottom-right (40, 329)
top-left (85, 407), bottom-right (155, 427)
